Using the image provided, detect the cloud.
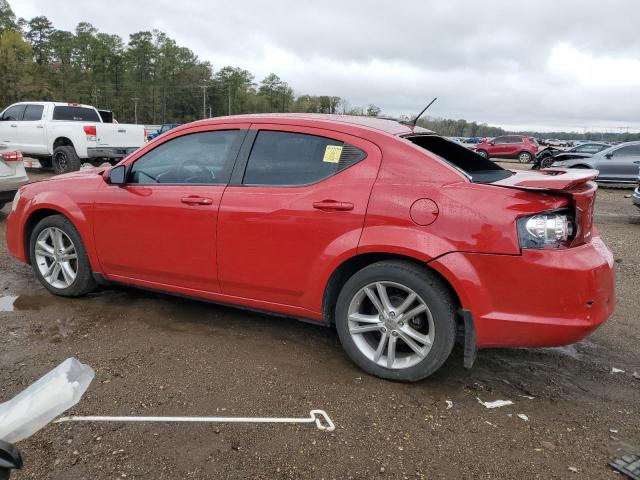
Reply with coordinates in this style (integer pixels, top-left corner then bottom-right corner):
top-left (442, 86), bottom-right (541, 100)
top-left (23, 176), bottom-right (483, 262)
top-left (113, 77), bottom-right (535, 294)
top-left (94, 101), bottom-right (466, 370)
top-left (10, 0), bottom-right (640, 131)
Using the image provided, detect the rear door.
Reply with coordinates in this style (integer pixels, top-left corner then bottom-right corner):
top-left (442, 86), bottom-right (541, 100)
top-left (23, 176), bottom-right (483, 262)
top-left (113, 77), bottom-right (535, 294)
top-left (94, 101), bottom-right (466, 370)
top-left (504, 136), bottom-right (523, 156)
top-left (93, 125), bottom-right (248, 291)
top-left (217, 124), bottom-right (381, 310)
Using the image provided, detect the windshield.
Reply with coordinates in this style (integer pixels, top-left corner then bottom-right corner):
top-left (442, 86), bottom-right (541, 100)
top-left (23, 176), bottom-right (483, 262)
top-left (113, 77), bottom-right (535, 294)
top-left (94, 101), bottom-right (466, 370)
top-left (404, 134), bottom-right (514, 183)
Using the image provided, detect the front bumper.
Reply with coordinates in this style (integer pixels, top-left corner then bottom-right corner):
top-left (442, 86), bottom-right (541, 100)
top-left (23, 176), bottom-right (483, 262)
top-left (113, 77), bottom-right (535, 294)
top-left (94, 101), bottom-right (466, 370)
top-left (633, 186), bottom-right (640, 210)
top-left (430, 235), bottom-right (615, 348)
top-left (86, 147), bottom-right (138, 159)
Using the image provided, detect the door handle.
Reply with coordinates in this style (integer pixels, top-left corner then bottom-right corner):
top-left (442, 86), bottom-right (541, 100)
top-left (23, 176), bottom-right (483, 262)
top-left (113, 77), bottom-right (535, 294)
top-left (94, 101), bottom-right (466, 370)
top-left (312, 200), bottom-right (354, 211)
top-left (634, 161), bottom-right (640, 164)
top-left (181, 196), bottom-right (213, 205)
top-left (10, 124), bottom-right (17, 128)
top-left (36, 125), bottom-right (44, 129)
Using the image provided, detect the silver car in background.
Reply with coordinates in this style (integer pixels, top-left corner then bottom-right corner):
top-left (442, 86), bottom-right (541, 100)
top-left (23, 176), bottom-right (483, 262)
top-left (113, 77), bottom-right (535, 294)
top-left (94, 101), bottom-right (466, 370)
top-left (552, 141), bottom-right (640, 184)
top-left (0, 150), bottom-right (28, 210)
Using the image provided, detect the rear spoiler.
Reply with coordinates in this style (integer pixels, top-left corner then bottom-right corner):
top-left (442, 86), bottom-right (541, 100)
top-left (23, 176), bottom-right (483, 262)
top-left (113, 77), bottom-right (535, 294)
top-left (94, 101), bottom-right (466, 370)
top-left (492, 168), bottom-right (598, 191)
top-left (493, 168), bottom-right (599, 247)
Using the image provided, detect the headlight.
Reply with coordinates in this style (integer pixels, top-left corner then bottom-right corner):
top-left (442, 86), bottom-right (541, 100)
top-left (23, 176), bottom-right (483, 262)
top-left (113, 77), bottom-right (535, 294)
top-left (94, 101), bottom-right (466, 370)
top-left (11, 189), bottom-right (21, 212)
top-left (517, 210), bottom-right (574, 249)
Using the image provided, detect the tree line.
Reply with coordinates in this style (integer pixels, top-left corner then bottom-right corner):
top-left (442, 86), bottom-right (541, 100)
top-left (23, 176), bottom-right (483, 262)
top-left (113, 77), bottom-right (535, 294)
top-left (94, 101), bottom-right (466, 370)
top-left (1, 0), bottom-right (638, 141)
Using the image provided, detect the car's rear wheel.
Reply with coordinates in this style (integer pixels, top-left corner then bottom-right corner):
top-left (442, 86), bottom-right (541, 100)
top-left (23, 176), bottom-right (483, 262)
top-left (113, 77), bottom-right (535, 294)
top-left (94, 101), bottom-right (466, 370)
top-left (518, 151), bottom-right (533, 163)
top-left (29, 215), bottom-right (97, 296)
top-left (476, 149), bottom-right (489, 158)
top-left (335, 261), bottom-right (456, 382)
top-left (52, 145), bottom-right (81, 174)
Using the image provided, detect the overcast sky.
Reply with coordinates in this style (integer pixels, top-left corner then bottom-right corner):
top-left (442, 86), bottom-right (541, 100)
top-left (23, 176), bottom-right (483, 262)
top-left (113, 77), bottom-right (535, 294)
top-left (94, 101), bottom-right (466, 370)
top-left (12, 0), bottom-right (640, 132)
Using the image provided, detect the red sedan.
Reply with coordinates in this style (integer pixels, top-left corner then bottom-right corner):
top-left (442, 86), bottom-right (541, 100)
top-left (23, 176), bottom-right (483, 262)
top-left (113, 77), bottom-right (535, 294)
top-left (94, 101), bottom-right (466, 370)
top-left (6, 114), bottom-right (615, 381)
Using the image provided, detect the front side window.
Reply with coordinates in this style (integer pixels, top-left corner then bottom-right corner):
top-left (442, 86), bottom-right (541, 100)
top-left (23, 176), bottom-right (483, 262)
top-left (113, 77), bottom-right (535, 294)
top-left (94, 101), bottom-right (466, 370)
top-left (52, 106), bottom-right (100, 122)
top-left (128, 130), bottom-right (240, 185)
top-left (613, 145), bottom-right (640, 157)
top-left (493, 137), bottom-right (508, 144)
top-left (23, 104), bottom-right (44, 121)
top-left (242, 131), bottom-right (366, 186)
top-left (1, 105), bottom-right (26, 121)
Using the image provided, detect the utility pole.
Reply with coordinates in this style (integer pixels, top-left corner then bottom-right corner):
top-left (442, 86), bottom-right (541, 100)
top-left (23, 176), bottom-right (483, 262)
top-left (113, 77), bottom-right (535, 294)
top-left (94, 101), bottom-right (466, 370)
top-left (131, 97), bottom-right (139, 124)
top-left (201, 81), bottom-right (208, 119)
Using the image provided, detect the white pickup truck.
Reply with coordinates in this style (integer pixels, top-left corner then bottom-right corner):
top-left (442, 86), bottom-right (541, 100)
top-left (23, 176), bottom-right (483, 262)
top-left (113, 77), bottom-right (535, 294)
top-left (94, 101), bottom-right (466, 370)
top-left (0, 102), bottom-right (147, 173)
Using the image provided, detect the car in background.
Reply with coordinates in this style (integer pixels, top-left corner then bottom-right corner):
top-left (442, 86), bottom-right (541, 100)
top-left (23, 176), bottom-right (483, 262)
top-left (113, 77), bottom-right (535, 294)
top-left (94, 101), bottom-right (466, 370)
top-left (0, 102), bottom-right (147, 174)
top-left (534, 142), bottom-right (610, 169)
top-left (545, 139), bottom-right (569, 147)
top-left (6, 114), bottom-right (615, 381)
top-left (633, 183), bottom-right (640, 210)
top-left (551, 141), bottom-right (640, 184)
top-left (474, 135), bottom-right (539, 163)
top-left (0, 150), bottom-right (28, 210)
top-left (148, 123), bottom-right (181, 140)
top-left (465, 137), bottom-right (482, 144)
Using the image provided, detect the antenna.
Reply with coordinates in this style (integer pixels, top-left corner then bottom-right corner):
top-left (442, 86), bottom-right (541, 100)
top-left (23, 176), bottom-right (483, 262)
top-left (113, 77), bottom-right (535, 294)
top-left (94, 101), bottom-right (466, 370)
top-left (400, 97), bottom-right (437, 128)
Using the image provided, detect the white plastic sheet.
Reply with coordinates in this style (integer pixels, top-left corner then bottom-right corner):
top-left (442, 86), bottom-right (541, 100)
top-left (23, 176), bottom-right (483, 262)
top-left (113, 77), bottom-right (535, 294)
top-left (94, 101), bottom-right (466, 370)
top-left (0, 358), bottom-right (94, 443)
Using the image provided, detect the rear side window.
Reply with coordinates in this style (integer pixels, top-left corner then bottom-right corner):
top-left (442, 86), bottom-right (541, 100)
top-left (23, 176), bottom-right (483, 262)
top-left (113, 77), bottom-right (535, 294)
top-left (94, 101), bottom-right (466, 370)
top-left (242, 131), bottom-right (366, 186)
top-left (52, 106), bottom-right (100, 122)
top-left (1, 105), bottom-right (26, 121)
top-left (23, 104), bottom-right (44, 121)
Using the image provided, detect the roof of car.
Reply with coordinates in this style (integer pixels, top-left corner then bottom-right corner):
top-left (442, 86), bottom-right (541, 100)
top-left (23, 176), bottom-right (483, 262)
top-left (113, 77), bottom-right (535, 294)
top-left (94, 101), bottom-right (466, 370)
top-left (193, 113), bottom-right (434, 136)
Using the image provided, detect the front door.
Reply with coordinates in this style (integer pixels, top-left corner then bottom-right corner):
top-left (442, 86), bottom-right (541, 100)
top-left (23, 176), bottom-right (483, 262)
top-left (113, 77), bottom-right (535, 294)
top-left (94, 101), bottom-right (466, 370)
top-left (597, 144), bottom-right (640, 182)
top-left (17, 104), bottom-right (46, 154)
top-left (92, 126), bottom-right (247, 292)
top-left (217, 125), bottom-right (381, 311)
top-left (0, 104), bottom-right (26, 150)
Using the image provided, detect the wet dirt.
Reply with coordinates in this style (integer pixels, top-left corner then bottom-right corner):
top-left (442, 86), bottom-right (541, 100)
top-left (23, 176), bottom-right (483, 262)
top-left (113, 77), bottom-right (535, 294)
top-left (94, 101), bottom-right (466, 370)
top-left (0, 169), bottom-right (638, 479)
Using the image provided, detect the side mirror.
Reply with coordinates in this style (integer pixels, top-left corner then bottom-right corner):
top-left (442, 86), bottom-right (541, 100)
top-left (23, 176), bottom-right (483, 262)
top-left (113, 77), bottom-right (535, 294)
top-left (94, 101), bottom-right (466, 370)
top-left (605, 153), bottom-right (613, 159)
top-left (108, 165), bottom-right (126, 185)
top-left (489, 141), bottom-right (495, 145)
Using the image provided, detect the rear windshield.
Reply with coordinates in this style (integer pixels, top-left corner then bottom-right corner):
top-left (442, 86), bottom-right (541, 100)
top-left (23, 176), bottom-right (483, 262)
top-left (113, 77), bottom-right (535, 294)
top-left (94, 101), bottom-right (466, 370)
top-left (52, 106), bottom-right (100, 122)
top-left (405, 134), bottom-right (513, 183)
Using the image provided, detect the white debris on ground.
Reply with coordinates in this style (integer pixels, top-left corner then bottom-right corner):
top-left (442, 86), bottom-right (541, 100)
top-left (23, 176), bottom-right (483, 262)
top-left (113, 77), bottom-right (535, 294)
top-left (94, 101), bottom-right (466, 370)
top-left (611, 367), bottom-right (625, 374)
top-left (445, 400), bottom-right (453, 410)
top-left (517, 414), bottom-right (529, 422)
top-left (476, 397), bottom-right (514, 409)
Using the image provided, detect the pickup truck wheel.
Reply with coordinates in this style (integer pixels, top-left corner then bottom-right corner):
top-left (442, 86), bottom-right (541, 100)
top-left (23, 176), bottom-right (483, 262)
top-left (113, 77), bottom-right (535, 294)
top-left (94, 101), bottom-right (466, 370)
top-left (335, 261), bottom-right (456, 382)
top-left (53, 145), bottom-right (81, 174)
top-left (29, 215), bottom-right (97, 297)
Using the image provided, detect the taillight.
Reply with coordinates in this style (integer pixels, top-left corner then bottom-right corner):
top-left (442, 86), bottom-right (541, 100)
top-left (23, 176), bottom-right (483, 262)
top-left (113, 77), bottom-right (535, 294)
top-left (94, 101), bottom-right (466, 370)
top-left (1, 151), bottom-right (23, 162)
top-left (517, 209), bottom-right (575, 249)
top-left (83, 125), bottom-right (97, 141)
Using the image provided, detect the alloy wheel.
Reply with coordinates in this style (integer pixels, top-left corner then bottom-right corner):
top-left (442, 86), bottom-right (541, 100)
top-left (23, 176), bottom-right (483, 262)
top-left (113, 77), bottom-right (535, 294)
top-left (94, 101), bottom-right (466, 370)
top-left (519, 152), bottom-right (531, 163)
top-left (34, 227), bottom-right (78, 289)
top-left (54, 151), bottom-right (68, 171)
top-left (347, 281), bottom-right (435, 369)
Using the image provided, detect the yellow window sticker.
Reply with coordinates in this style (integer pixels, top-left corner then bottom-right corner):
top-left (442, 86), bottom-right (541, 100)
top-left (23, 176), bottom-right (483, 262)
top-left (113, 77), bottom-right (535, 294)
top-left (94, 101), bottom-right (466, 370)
top-left (323, 145), bottom-right (343, 163)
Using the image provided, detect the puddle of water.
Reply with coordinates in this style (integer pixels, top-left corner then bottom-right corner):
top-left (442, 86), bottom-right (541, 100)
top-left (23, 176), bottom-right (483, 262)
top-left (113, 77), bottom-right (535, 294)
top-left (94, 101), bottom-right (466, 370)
top-left (0, 295), bottom-right (18, 312)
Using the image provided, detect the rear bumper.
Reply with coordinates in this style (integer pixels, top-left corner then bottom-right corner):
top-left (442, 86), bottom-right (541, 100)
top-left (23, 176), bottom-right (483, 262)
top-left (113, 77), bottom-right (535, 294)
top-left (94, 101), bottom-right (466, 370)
top-left (430, 235), bottom-right (615, 348)
top-left (86, 147), bottom-right (138, 159)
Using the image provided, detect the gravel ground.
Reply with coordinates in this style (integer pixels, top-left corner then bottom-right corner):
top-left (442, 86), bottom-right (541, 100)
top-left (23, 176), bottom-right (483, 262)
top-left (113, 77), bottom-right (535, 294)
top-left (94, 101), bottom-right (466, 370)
top-left (1, 167), bottom-right (638, 479)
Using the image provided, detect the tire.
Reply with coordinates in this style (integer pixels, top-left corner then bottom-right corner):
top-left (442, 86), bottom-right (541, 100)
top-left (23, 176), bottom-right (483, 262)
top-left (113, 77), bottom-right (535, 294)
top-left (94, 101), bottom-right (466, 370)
top-left (29, 214), bottom-right (97, 297)
top-left (540, 156), bottom-right (554, 168)
top-left (476, 149), bottom-right (489, 159)
top-left (38, 158), bottom-right (53, 169)
top-left (335, 261), bottom-right (456, 382)
top-left (52, 145), bottom-right (81, 174)
top-left (517, 151), bottom-right (533, 163)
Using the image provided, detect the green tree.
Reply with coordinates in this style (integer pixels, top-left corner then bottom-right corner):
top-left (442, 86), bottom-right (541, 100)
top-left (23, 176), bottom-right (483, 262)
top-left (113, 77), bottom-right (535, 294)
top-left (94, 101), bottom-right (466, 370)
top-left (0, 0), bottom-right (16, 32)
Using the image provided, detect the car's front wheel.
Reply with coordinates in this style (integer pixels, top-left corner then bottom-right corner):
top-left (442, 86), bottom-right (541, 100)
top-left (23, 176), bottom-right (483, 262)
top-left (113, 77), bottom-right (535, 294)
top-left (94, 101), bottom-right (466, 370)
top-left (476, 149), bottom-right (489, 158)
top-left (335, 261), bottom-right (456, 382)
top-left (29, 215), bottom-right (97, 296)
